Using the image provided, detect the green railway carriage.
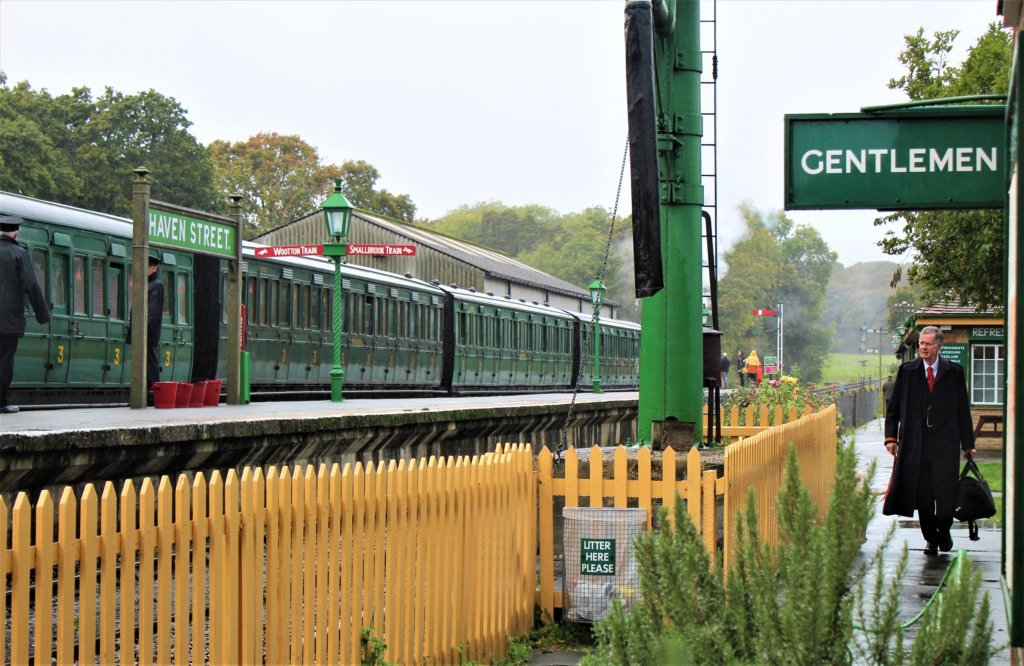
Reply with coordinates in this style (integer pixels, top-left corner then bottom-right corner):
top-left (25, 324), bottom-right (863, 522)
top-left (228, 249), bottom-right (447, 394)
top-left (441, 288), bottom-right (577, 393)
top-left (1, 191), bottom-right (641, 403)
top-left (2, 192), bottom-right (195, 404)
top-left (575, 318), bottom-right (642, 390)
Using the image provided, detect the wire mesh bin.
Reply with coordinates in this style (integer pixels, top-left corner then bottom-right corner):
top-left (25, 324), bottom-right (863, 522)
top-left (562, 507), bottom-right (647, 622)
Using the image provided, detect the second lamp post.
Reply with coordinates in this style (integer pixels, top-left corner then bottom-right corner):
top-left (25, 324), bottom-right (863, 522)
top-left (589, 276), bottom-right (606, 394)
top-left (321, 179), bottom-right (354, 403)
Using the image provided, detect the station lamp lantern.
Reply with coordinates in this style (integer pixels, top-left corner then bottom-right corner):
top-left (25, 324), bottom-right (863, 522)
top-left (322, 179), bottom-right (353, 239)
top-left (321, 179), bottom-right (354, 403)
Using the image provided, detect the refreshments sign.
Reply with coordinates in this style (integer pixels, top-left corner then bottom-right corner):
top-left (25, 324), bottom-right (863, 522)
top-left (784, 107), bottom-right (1005, 210)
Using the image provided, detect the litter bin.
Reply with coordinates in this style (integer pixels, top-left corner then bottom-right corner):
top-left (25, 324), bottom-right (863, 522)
top-left (562, 507), bottom-right (646, 622)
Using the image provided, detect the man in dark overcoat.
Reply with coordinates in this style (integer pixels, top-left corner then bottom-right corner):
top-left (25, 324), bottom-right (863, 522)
top-left (126, 255), bottom-right (165, 390)
top-left (883, 325), bottom-right (975, 555)
top-left (0, 216), bottom-right (51, 414)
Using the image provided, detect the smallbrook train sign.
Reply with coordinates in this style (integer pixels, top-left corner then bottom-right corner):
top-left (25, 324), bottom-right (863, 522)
top-left (149, 205), bottom-right (237, 258)
top-left (784, 107), bottom-right (1005, 210)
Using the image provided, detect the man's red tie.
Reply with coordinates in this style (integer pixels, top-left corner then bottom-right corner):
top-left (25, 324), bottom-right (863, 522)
top-left (927, 366), bottom-right (935, 392)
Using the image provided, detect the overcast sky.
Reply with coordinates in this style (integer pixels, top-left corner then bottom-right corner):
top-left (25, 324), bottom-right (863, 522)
top-left (0, 0), bottom-right (1002, 268)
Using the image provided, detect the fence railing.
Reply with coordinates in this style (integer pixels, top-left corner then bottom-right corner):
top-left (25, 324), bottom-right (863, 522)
top-left (1, 444), bottom-right (535, 665)
top-left (703, 404), bottom-right (815, 437)
top-left (536, 404), bottom-right (838, 621)
top-left (2, 409), bottom-right (839, 661)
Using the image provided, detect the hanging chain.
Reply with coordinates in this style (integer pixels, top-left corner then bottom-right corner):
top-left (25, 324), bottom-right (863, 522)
top-left (555, 137), bottom-right (630, 461)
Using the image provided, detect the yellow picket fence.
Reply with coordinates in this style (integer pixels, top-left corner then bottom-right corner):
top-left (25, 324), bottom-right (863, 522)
top-left (703, 403), bottom-right (814, 438)
top-left (536, 404), bottom-right (838, 621)
top-left (0, 444), bottom-right (535, 665)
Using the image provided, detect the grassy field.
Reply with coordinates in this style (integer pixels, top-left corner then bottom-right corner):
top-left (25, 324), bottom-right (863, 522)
top-left (820, 352), bottom-right (900, 385)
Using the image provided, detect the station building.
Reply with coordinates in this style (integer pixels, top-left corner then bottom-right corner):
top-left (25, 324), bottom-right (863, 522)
top-left (896, 300), bottom-right (1004, 434)
top-left (254, 208), bottom-right (622, 320)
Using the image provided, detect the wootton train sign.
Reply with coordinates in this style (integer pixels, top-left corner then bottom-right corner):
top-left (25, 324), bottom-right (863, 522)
top-left (784, 106), bottom-right (1005, 210)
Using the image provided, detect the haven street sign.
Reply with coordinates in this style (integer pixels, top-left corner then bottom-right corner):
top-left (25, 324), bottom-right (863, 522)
top-left (254, 245), bottom-right (324, 258)
top-left (149, 205), bottom-right (237, 259)
top-left (784, 106), bottom-right (1005, 211)
top-left (347, 244), bottom-right (417, 257)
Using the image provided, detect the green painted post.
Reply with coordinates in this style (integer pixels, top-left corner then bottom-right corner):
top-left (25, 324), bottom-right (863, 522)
top-left (637, 0), bottom-right (704, 444)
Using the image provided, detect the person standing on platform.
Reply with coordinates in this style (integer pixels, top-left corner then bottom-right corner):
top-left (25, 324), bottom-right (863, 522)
top-left (882, 373), bottom-right (895, 408)
top-left (735, 350), bottom-right (745, 387)
top-left (0, 216), bottom-right (51, 414)
top-left (745, 350), bottom-right (762, 386)
top-left (127, 255), bottom-right (165, 393)
top-left (883, 326), bottom-right (976, 556)
top-left (719, 352), bottom-right (730, 388)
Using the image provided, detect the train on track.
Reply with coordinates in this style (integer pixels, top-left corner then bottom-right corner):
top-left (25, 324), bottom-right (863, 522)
top-left (0, 192), bottom-right (641, 406)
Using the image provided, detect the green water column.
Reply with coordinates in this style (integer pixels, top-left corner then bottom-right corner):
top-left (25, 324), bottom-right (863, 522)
top-left (637, 0), bottom-right (704, 444)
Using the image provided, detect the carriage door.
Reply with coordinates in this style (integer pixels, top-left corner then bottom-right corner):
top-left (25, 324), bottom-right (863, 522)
top-left (13, 247), bottom-right (51, 388)
top-left (46, 241), bottom-right (72, 384)
top-left (67, 253), bottom-right (108, 386)
top-left (164, 267), bottom-right (193, 382)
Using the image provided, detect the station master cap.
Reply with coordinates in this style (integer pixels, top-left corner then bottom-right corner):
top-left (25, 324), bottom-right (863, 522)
top-left (148, 254), bottom-right (160, 267)
top-left (0, 216), bottom-right (24, 232)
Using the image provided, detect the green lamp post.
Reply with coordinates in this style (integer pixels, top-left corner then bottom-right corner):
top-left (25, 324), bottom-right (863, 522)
top-left (589, 276), bottom-right (606, 394)
top-left (321, 179), bottom-right (353, 403)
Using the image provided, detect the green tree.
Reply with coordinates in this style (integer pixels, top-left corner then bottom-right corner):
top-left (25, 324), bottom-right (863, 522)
top-left (0, 76), bottom-right (220, 217)
top-left (719, 204), bottom-right (837, 382)
top-left (210, 132), bottom-right (333, 238)
top-left (336, 160), bottom-right (417, 223)
top-left (875, 23), bottom-right (1011, 311)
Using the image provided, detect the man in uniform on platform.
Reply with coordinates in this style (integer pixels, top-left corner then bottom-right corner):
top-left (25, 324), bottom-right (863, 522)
top-left (883, 326), bottom-right (976, 555)
top-left (127, 255), bottom-right (165, 393)
top-left (0, 216), bottom-right (51, 414)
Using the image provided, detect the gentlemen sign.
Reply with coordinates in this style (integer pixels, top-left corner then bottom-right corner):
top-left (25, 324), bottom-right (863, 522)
top-left (149, 205), bottom-right (237, 259)
top-left (784, 107), bottom-right (1005, 210)
top-left (580, 539), bottom-right (616, 575)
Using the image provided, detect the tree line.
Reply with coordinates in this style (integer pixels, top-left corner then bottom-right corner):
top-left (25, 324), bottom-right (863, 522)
top-left (0, 73), bottom-right (414, 239)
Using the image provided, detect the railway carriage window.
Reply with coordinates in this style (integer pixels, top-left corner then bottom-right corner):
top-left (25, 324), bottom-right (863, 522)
top-left (300, 285), bottom-right (310, 330)
top-left (51, 255), bottom-right (68, 310)
top-left (108, 264), bottom-right (123, 319)
top-left (91, 258), bottom-right (104, 317)
top-left (246, 277), bottom-right (256, 325)
top-left (310, 287), bottom-right (321, 331)
top-left (270, 282), bottom-right (279, 326)
top-left (176, 274), bottom-right (188, 324)
top-left (161, 270), bottom-right (172, 319)
top-left (458, 313), bottom-right (467, 346)
top-left (279, 282), bottom-right (289, 326)
top-left (258, 278), bottom-right (269, 326)
top-left (73, 256), bottom-right (87, 315)
top-left (363, 295), bottom-right (374, 336)
top-left (322, 289), bottom-right (331, 331)
top-left (31, 249), bottom-right (46, 294)
top-left (291, 284), bottom-right (299, 328)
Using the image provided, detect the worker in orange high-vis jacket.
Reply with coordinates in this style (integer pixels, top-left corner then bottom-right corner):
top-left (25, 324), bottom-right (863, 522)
top-left (745, 350), bottom-right (762, 386)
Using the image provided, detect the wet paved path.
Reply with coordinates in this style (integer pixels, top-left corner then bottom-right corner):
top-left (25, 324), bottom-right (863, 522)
top-left (529, 417), bottom-right (1010, 665)
top-left (855, 418), bottom-right (1008, 662)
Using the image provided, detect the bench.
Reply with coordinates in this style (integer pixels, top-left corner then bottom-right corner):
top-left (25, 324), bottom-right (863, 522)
top-left (974, 414), bottom-right (1003, 440)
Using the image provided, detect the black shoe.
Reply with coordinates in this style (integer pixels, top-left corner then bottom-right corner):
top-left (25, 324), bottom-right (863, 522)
top-left (924, 542), bottom-right (938, 556)
top-left (939, 532), bottom-right (954, 552)
top-left (0, 405), bottom-right (18, 414)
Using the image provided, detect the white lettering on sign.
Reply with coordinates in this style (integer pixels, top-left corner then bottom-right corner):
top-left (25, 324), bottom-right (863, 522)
top-left (800, 147), bottom-right (999, 175)
top-left (972, 327), bottom-right (1004, 338)
top-left (580, 538), bottom-right (616, 576)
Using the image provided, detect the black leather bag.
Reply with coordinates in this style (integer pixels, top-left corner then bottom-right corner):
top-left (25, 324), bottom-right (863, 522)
top-left (954, 458), bottom-right (997, 540)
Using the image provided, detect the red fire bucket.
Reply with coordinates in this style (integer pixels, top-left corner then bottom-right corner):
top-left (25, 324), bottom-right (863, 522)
top-left (204, 379), bottom-right (222, 406)
top-left (175, 382), bottom-right (194, 408)
top-left (152, 382), bottom-right (178, 409)
top-left (189, 381), bottom-right (208, 407)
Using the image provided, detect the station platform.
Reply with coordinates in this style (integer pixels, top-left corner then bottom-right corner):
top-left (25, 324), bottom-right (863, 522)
top-left (0, 392), bottom-right (639, 494)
